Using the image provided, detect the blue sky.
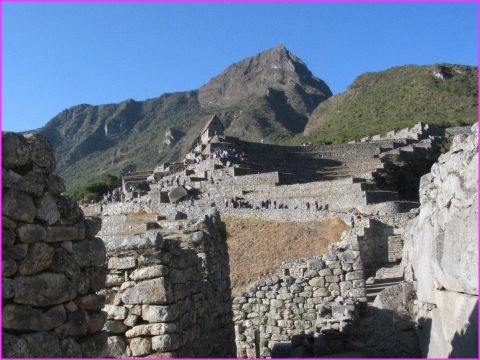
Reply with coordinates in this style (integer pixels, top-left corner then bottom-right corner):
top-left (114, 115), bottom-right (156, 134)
top-left (2, 2), bottom-right (478, 132)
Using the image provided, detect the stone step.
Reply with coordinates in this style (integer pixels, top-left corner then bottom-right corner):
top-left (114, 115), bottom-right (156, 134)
top-left (101, 213), bottom-right (165, 226)
top-left (99, 221), bottom-right (160, 236)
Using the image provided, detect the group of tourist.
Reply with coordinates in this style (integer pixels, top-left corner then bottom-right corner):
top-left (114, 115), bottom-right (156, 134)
top-left (224, 197), bottom-right (251, 209)
top-left (259, 200), bottom-right (289, 209)
top-left (305, 201), bottom-right (328, 211)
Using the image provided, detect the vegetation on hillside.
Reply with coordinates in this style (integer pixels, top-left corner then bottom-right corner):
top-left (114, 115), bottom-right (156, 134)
top-left (70, 174), bottom-right (121, 202)
top-left (302, 64), bottom-right (478, 144)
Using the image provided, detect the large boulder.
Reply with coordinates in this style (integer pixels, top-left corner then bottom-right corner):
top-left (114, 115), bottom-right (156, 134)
top-left (167, 186), bottom-right (188, 203)
top-left (401, 124), bottom-right (478, 357)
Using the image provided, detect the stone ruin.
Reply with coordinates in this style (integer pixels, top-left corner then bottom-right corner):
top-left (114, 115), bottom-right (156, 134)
top-left (4, 119), bottom-right (476, 358)
top-left (2, 132), bottom-right (107, 357)
top-left (233, 236), bottom-right (367, 358)
top-left (101, 209), bottom-right (236, 357)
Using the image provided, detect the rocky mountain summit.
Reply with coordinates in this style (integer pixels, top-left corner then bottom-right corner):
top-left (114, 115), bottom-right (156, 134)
top-left (199, 44), bottom-right (331, 111)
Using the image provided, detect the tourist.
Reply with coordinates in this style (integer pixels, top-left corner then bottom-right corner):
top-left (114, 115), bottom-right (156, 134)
top-left (225, 198), bottom-right (229, 208)
top-left (315, 201), bottom-right (318, 210)
top-left (350, 215), bottom-right (355, 228)
top-left (273, 200), bottom-right (277, 209)
top-left (306, 202), bottom-right (310, 210)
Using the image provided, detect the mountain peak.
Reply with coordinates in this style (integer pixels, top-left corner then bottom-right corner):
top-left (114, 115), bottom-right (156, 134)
top-left (198, 46), bottom-right (331, 109)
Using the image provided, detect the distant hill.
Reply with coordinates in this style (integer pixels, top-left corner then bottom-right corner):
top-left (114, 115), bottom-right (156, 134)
top-left (302, 64), bottom-right (478, 144)
top-left (36, 45), bottom-right (332, 191)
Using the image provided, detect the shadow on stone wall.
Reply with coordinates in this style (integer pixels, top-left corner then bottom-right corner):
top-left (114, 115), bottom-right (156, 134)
top-left (417, 301), bottom-right (478, 358)
top-left (449, 301), bottom-right (478, 358)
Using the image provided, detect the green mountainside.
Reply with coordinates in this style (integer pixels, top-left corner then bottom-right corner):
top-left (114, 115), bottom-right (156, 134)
top-left (302, 64), bottom-right (478, 144)
top-left (37, 45), bottom-right (332, 191)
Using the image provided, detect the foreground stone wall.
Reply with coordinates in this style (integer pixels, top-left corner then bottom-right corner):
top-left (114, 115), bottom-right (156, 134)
top-left (100, 209), bottom-right (236, 357)
top-left (2, 132), bottom-right (107, 357)
top-left (233, 236), bottom-right (367, 358)
top-left (402, 124), bottom-right (478, 357)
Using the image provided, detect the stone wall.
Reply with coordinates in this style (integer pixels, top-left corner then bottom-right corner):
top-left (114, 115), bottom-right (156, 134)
top-left (233, 236), bottom-right (367, 358)
top-left (401, 124), bottom-right (478, 357)
top-left (100, 209), bottom-right (236, 357)
top-left (2, 132), bottom-right (107, 357)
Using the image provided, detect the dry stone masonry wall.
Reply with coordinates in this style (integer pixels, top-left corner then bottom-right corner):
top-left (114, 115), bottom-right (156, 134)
top-left (233, 236), bottom-right (367, 358)
top-left (2, 132), bottom-right (107, 358)
top-left (100, 209), bottom-right (236, 357)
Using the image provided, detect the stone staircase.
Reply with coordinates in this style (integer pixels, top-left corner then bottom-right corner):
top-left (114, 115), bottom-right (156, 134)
top-left (365, 264), bottom-right (405, 305)
top-left (98, 212), bottom-right (165, 238)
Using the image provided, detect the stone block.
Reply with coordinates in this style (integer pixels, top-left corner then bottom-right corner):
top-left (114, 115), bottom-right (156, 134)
top-left (142, 304), bottom-right (181, 322)
top-left (80, 331), bottom-right (108, 357)
top-left (108, 256), bottom-right (136, 270)
top-left (46, 225), bottom-right (82, 242)
top-left (3, 258), bottom-right (17, 277)
top-left (24, 133), bottom-right (56, 172)
top-left (104, 320), bottom-right (128, 334)
top-left (87, 311), bottom-right (108, 333)
top-left (2, 333), bottom-right (28, 358)
top-left (55, 309), bottom-right (89, 338)
top-left (313, 288), bottom-right (330, 297)
top-left (126, 323), bottom-right (178, 337)
top-left (2, 229), bottom-right (16, 248)
top-left (3, 243), bottom-right (28, 260)
top-left (14, 272), bottom-right (77, 306)
top-left (345, 270), bottom-right (364, 281)
top-left (309, 277), bottom-right (325, 287)
top-left (130, 265), bottom-right (169, 280)
top-left (325, 275), bottom-right (340, 283)
top-left (47, 173), bottom-right (66, 196)
top-left (106, 274), bottom-right (124, 287)
top-left (72, 238), bottom-right (106, 267)
top-left (3, 277), bottom-right (15, 299)
top-left (2, 189), bottom-right (36, 223)
top-left (59, 337), bottom-right (82, 357)
top-left (307, 258), bottom-right (325, 270)
top-left (108, 336), bottom-right (127, 358)
top-left (318, 268), bottom-right (332, 276)
top-left (122, 278), bottom-right (172, 305)
top-left (168, 186), bottom-right (188, 203)
top-left (23, 331), bottom-right (62, 357)
top-left (2, 132), bottom-right (31, 169)
top-left (130, 337), bottom-right (152, 356)
top-left (75, 294), bottom-right (105, 310)
top-left (49, 248), bottom-right (81, 279)
top-left (18, 242), bottom-right (55, 275)
top-left (84, 217), bottom-right (102, 238)
top-left (2, 304), bottom-right (65, 331)
top-left (104, 305), bottom-right (128, 320)
top-left (152, 334), bottom-right (183, 352)
top-left (124, 314), bottom-right (140, 327)
top-left (35, 193), bottom-right (60, 225)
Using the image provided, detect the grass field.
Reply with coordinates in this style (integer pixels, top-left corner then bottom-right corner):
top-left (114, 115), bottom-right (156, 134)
top-left (224, 217), bottom-right (349, 295)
